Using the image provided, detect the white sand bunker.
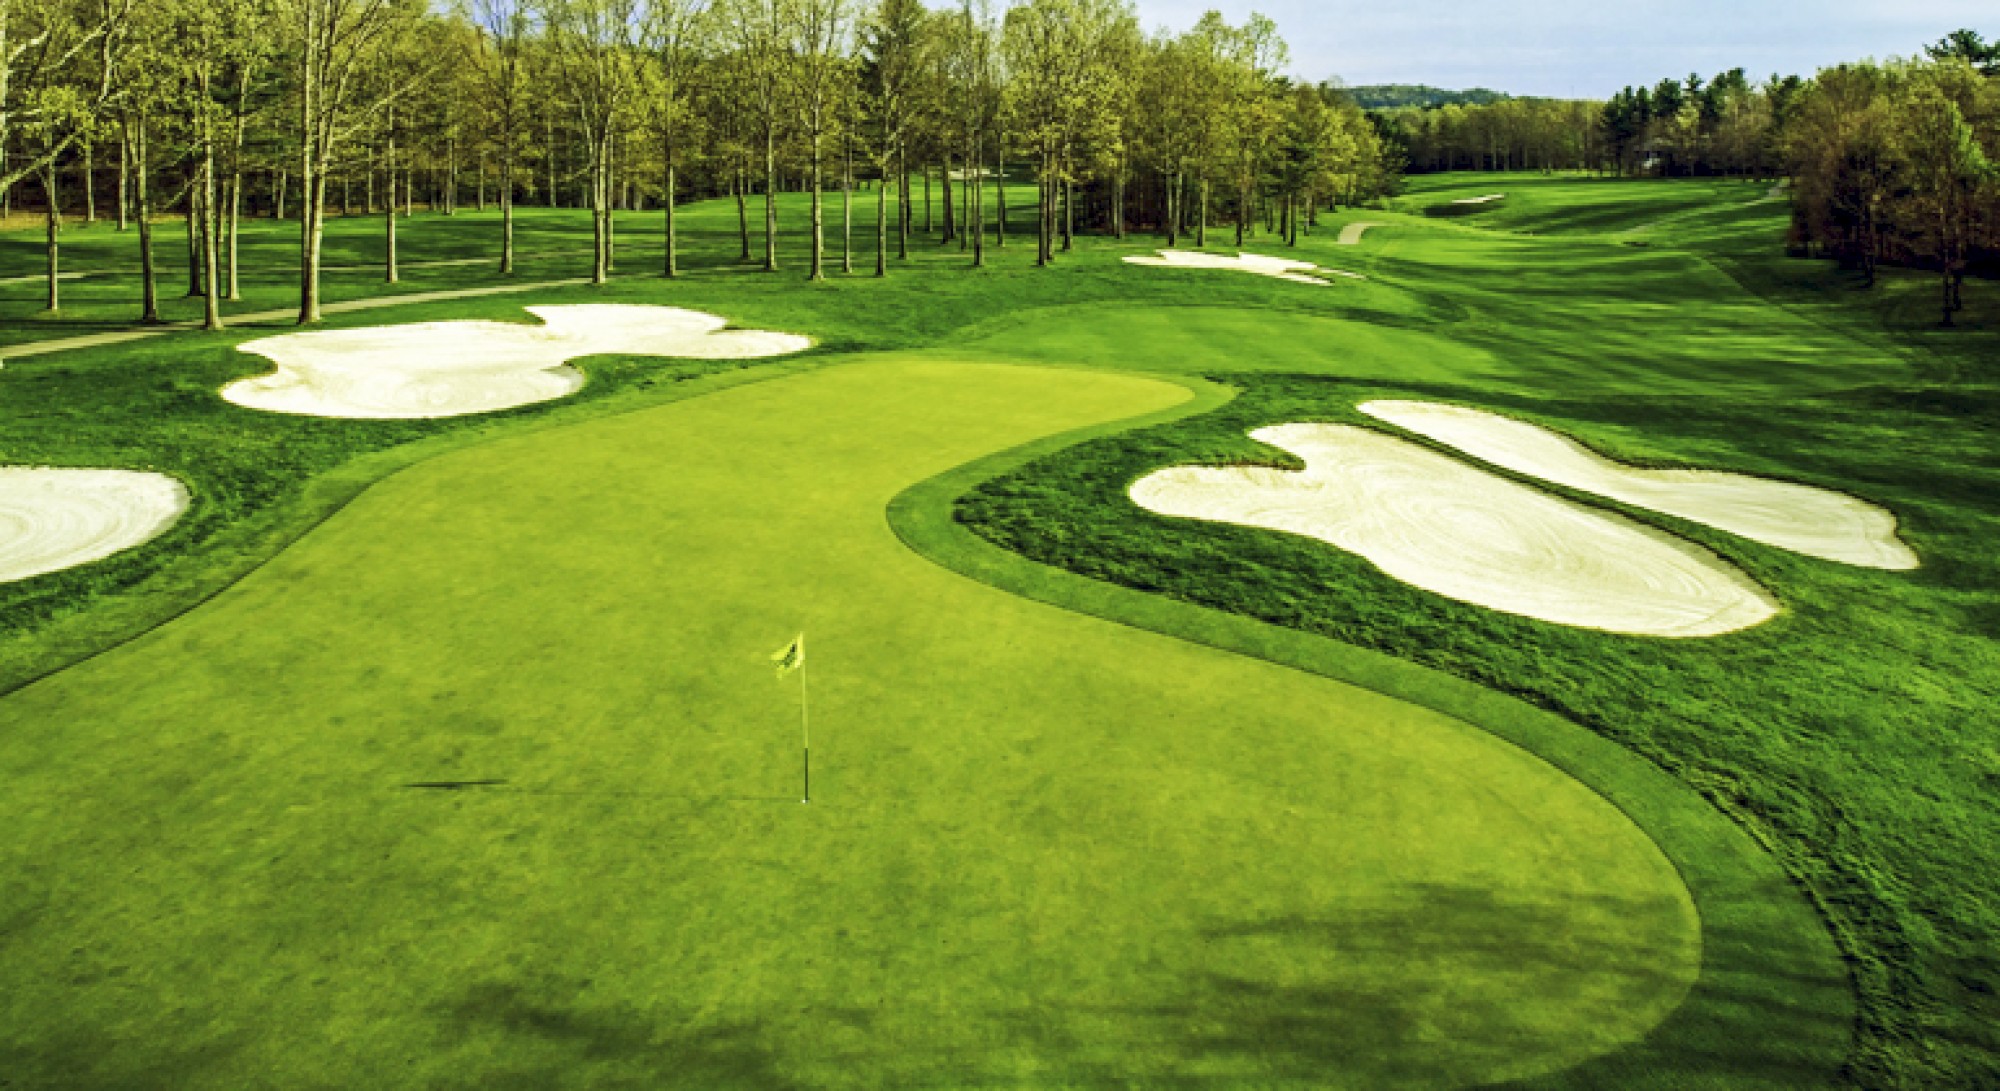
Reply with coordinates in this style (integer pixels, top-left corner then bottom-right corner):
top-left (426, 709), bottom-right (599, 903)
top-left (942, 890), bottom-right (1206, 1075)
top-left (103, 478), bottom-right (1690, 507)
top-left (1361, 401), bottom-right (1919, 570)
top-left (1336, 221), bottom-right (1385, 245)
top-left (225, 304), bottom-right (812, 419)
top-left (1453, 194), bottom-right (1506, 205)
top-left (1124, 250), bottom-right (1363, 286)
top-left (1131, 424), bottom-right (1780, 637)
top-left (0, 468), bottom-right (188, 583)
top-left (0, 272), bottom-right (86, 287)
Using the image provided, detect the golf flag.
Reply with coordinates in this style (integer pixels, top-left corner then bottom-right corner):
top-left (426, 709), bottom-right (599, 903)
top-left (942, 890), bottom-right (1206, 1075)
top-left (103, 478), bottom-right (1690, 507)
top-left (771, 632), bottom-right (810, 802)
top-left (772, 633), bottom-right (805, 676)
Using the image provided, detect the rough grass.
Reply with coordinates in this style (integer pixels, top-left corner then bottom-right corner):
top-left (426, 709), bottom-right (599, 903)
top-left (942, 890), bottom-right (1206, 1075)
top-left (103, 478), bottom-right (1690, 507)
top-left (956, 178), bottom-right (2000, 1086)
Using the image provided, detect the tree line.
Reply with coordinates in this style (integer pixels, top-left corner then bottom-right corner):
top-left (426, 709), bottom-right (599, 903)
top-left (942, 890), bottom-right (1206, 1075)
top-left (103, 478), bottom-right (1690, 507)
top-left (1367, 30), bottom-right (1998, 324)
top-left (1, 0), bottom-right (1395, 329)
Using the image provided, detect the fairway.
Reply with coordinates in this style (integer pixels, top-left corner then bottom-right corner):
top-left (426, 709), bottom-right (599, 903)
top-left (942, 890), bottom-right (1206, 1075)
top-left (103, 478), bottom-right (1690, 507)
top-left (8, 0), bottom-right (2000, 1078)
top-left (0, 360), bottom-right (1703, 1087)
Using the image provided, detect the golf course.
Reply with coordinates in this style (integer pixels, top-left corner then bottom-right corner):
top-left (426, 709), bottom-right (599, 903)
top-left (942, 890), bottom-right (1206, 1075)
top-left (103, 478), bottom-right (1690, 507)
top-left (1, 162), bottom-right (1995, 1088)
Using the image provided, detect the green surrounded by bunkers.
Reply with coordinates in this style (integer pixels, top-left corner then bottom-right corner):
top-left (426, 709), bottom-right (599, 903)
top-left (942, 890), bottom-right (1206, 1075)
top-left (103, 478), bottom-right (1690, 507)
top-left (1, 163), bottom-right (1997, 1088)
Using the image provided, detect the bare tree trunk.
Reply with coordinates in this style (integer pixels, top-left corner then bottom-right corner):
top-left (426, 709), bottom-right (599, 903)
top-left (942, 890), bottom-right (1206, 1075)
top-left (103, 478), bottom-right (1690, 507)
top-left (1062, 176), bottom-right (1073, 252)
top-left (923, 164), bottom-right (932, 233)
top-left (129, 116), bottom-right (159, 324)
top-left (117, 135), bottom-right (130, 231)
top-left (874, 155), bottom-right (887, 277)
top-left (1037, 158), bottom-right (1052, 266)
top-left (385, 118), bottom-right (399, 283)
top-left (226, 77), bottom-right (248, 301)
top-left (994, 140), bottom-right (1006, 248)
top-left (1199, 179), bottom-right (1209, 247)
top-left (41, 159), bottom-right (59, 312)
top-left (81, 140), bottom-right (95, 224)
top-left (1111, 159), bottom-right (1123, 240)
top-left (500, 148), bottom-right (515, 274)
top-left (734, 168), bottom-right (750, 261)
top-left (762, 124), bottom-right (778, 272)
top-left (200, 143), bottom-right (222, 330)
top-left (840, 127), bottom-right (852, 275)
top-left (808, 125), bottom-right (825, 281)
top-left (897, 145), bottom-right (910, 259)
top-left (275, 169), bottom-right (287, 220)
top-left (590, 136), bottom-right (609, 284)
top-left (301, 162), bottom-right (329, 324)
top-left (184, 188), bottom-right (202, 297)
top-left (939, 157), bottom-right (954, 243)
top-left (664, 156), bottom-right (677, 277)
top-left (971, 136), bottom-right (984, 268)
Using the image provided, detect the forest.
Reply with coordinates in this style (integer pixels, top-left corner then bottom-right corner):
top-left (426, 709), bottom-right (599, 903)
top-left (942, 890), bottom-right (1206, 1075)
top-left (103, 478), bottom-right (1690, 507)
top-left (0, 0), bottom-right (1392, 327)
top-left (3, 3), bottom-right (1993, 330)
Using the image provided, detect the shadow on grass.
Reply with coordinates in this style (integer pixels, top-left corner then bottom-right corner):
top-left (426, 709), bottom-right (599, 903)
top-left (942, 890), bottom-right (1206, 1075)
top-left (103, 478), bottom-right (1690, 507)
top-left (441, 983), bottom-right (809, 1090)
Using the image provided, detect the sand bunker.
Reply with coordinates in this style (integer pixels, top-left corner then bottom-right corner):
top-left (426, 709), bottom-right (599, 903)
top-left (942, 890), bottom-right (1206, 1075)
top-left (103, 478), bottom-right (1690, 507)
top-left (1361, 401), bottom-right (1919, 570)
top-left (1130, 423), bottom-right (1779, 637)
top-left (1453, 194), bottom-right (1506, 205)
top-left (1336, 222), bottom-right (1385, 245)
top-left (0, 468), bottom-right (188, 583)
top-left (0, 272), bottom-right (86, 287)
top-left (225, 304), bottom-right (811, 419)
top-left (1124, 250), bottom-right (1360, 286)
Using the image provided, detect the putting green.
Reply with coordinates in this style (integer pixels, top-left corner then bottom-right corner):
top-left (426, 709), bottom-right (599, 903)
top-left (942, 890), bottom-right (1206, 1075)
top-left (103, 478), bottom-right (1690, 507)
top-left (0, 359), bottom-right (1698, 1087)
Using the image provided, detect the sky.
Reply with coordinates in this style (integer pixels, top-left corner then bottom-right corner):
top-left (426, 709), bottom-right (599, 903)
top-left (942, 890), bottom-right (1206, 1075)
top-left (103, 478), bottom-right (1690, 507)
top-left (1131, 1), bottom-right (1996, 98)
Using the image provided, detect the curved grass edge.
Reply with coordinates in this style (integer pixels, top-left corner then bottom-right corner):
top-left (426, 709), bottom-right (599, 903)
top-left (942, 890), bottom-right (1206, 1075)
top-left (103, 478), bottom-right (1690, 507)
top-left (885, 370), bottom-right (1856, 1089)
top-left (0, 350), bottom-right (833, 703)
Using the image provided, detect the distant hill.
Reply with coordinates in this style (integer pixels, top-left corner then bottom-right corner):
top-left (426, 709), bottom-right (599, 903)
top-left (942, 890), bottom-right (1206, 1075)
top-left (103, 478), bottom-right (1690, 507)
top-left (1340, 84), bottom-right (1511, 110)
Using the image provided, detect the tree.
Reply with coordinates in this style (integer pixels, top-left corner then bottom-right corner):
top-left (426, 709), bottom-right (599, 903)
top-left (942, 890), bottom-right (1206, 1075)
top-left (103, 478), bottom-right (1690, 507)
top-left (4, 0), bottom-right (134, 310)
top-left (781, 0), bottom-right (850, 280)
top-left (1221, 13), bottom-right (1285, 245)
top-left (716, 0), bottom-right (785, 270)
top-left (0, 0), bottom-right (134, 196)
top-left (285, 0), bottom-right (421, 324)
top-left (544, 0), bottom-right (643, 285)
top-left (1897, 66), bottom-right (1993, 324)
top-left (469, 0), bottom-right (533, 274)
top-left (1001, 0), bottom-right (1135, 266)
top-left (860, 0), bottom-right (923, 272)
top-left (160, 0), bottom-right (265, 329)
top-left (1926, 29), bottom-right (2000, 78)
top-left (641, 0), bottom-right (707, 278)
top-left (946, 0), bottom-right (996, 267)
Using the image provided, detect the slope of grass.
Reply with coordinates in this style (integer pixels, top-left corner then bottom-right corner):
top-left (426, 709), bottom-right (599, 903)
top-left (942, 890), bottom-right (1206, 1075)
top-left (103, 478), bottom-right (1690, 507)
top-left (1395, 171), bottom-right (1768, 237)
top-left (0, 360), bottom-right (1721, 1088)
top-left (1, 172), bottom-right (1994, 1086)
top-left (959, 184), bottom-right (2000, 1087)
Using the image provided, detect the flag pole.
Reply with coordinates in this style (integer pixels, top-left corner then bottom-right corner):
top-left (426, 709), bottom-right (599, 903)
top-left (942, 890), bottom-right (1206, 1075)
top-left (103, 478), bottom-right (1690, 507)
top-left (800, 659), bottom-right (810, 804)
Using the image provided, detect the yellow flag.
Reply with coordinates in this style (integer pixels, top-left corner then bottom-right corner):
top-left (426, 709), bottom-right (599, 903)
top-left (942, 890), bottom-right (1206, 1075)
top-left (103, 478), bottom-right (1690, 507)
top-left (771, 633), bottom-right (805, 676)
